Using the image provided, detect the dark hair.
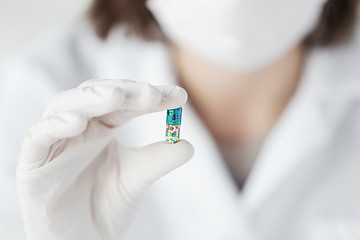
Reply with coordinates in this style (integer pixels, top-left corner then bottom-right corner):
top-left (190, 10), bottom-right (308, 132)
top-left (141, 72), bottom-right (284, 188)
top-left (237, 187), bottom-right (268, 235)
top-left (89, 0), bottom-right (359, 46)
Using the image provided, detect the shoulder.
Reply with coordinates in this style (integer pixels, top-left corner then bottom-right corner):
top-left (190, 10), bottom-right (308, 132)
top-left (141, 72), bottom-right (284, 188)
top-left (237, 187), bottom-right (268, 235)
top-left (306, 21), bottom-right (360, 90)
top-left (300, 22), bottom-right (360, 148)
top-left (303, 21), bottom-right (360, 109)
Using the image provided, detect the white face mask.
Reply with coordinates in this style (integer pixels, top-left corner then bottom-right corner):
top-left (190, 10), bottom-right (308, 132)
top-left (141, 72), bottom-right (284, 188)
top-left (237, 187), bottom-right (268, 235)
top-left (147, 0), bottom-right (327, 73)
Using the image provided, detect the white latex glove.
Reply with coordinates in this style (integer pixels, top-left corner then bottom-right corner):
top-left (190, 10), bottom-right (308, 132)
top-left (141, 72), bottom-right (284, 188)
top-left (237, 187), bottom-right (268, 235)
top-left (16, 79), bottom-right (194, 240)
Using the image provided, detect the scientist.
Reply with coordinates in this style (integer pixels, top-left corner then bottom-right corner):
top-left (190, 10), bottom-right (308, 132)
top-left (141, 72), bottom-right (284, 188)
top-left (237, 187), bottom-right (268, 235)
top-left (1, 0), bottom-right (360, 239)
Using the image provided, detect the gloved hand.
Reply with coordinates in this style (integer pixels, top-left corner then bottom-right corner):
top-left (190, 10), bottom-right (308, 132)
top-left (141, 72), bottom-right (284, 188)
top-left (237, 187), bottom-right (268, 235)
top-left (16, 79), bottom-right (194, 240)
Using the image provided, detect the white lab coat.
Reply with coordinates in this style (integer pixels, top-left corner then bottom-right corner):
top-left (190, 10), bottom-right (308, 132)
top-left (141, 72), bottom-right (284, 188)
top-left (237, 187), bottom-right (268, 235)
top-left (1, 19), bottom-right (360, 239)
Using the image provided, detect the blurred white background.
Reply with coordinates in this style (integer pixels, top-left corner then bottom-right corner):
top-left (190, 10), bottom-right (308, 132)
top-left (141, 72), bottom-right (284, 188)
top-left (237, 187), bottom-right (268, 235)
top-left (0, 0), bottom-right (90, 66)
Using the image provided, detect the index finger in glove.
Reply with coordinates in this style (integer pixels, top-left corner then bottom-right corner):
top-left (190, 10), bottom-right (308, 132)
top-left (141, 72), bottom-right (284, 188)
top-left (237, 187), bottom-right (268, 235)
top-left (76, 79), bottom-right (188, 127)
top-left (79, 79), bottom-right (187, 112)
top-left (42, 80), bottom-right (187, 121)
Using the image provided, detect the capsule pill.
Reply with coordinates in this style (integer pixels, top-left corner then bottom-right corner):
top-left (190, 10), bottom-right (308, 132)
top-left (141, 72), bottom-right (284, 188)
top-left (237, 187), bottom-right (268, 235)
top-left (165, 107), bottom-right (182, 144)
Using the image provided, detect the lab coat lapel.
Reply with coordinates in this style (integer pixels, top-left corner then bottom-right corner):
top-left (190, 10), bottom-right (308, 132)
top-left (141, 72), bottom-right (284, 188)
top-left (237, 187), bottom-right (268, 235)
top-left (241, 50), bottom-right (331, 212)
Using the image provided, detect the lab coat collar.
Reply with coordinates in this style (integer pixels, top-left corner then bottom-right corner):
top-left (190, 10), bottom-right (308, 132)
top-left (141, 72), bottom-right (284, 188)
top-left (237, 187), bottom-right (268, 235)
top-left (241, 40), bottom-right (360, 212)
top-left (240, 53), bottom-right (328, 212)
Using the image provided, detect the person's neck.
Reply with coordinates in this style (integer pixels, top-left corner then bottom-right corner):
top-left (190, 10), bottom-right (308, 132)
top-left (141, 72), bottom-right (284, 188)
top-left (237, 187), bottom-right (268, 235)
top-left (171, 44), bottom-right (305, 144)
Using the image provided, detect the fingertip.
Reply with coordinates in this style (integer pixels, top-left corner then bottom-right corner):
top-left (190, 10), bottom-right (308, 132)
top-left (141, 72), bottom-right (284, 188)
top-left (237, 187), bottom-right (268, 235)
top-left (170, 86), bottom-right (188, 107)
top-left (147, 139), bottom-right (195, 164)
top-left (179, 87), bottom-right (188, 107)
top-left (173, 139), bottom-right (195, 161)
top-left (158, 85), bottom-right (188, 110)
top-left (136, 139), bottom-right (195, 183)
